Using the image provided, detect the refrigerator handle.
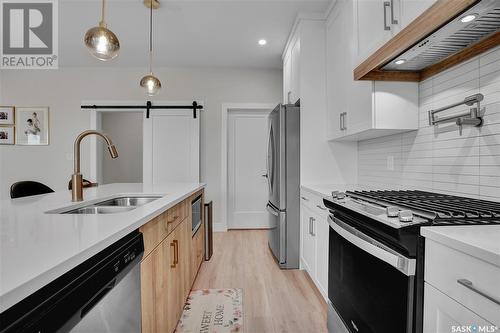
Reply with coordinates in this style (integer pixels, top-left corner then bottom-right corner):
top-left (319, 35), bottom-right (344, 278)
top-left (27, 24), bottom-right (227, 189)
top-left (266, 124), bottom-right (273, 194)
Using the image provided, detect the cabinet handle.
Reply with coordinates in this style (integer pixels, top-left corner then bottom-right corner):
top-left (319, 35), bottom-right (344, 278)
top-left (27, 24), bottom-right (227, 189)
top-left (170, 242), bottom-right (176, 268)
top-left (301, 196), bottom-right (309, 201)
top-left (316, 205), bottom-right (327, 211)
top-left (311, 217), bottom-right (316, 236)
top-left (339, 113), bottom-right (343, 130)
top-left (457, 279), bottom-right (500, 306)
top-left (343, 112), bottom-right (347, 130)
top-left (308, 217), bottom-right (312, 235)
top-left (390, 0), bottom-right (398, 24)
top-left (173, 240), bottom-right (179, 265)
top-left (383, 2), bottom-right (391, 31)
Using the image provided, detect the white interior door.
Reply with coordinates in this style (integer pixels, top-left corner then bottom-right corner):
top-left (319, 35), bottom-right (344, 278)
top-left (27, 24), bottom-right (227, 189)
top-left (228, 110), bottom-right (270, 229)
top-left (143, 109), bottom-right (200, 184)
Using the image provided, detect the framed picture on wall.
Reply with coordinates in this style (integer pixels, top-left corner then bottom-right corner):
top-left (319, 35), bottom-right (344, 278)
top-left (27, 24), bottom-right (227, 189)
top-left (0, 126), bottom-right (15, 145)
top-left (15, 107), bottom-right (50, 145)
top-left (0, 106), bottom-right (15, 125)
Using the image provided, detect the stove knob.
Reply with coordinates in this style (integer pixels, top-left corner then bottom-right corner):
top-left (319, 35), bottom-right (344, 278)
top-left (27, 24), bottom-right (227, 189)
top-left (336, 192), bottom-right (346, 199)
top-left (331, 191), bottom-right (340, 199)
top-left (386, 206), bottom-right (399, 217)
top-left (398, 210), bottom-right (414, 223)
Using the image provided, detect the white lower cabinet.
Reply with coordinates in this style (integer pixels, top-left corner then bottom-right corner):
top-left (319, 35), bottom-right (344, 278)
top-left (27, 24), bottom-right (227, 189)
top-left (315, 214), bottom-right (329, 298)
top-left (423, 238), bottom-right (500, 332)
top-left (300, 189), bottom-right (329, 301)
top-left (424, 283), bottom-right (494, 333)
top-left (300, 204), bottom-right (316, 276)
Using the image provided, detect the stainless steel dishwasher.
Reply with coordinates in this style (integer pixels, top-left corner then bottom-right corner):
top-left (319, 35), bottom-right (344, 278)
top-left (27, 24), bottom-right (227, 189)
top-left (0, 230), bottom-right (144, 333)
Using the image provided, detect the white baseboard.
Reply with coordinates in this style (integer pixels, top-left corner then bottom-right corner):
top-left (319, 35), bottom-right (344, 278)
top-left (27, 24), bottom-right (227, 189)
top-left (213, 222), bottom-right (227, 232)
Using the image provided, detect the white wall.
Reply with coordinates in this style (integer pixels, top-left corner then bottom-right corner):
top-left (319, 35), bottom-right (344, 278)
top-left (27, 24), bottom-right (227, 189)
top-left (101, 112), bottom-right (143, 184)
top-left (0, 67), bottom-right (282, 226)
top-left (358, 46), bottom-right (500, 202)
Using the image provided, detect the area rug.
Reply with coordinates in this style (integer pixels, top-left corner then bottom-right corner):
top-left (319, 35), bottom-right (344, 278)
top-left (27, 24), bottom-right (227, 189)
top-left (176, 288), bottom-right (243, 333)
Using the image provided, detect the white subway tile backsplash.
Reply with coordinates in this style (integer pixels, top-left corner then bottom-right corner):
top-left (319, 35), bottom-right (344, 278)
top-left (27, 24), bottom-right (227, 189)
top-left (358, 46), bottom-right (500, 202)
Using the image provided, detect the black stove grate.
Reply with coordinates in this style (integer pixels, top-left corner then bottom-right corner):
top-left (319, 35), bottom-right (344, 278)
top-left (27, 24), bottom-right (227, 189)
top-left (346, 190), bottom-right (500, 226)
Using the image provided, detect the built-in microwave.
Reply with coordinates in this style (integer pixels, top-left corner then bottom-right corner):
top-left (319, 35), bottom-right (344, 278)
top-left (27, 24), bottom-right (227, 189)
top-left (192, 195), bottom-right (202, 235)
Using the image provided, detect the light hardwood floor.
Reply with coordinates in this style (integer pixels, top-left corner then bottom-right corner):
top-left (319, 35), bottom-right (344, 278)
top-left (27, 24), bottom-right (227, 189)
top-left (192, 230), bottom-right (328, 333)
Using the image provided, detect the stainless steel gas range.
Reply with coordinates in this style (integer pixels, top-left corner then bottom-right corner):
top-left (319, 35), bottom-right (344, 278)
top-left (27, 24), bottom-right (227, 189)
top-left (323, 190), bottom-right (500, 333)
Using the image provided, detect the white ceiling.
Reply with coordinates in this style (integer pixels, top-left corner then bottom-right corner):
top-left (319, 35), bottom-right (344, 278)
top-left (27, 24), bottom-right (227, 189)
top-left (59, 0), bottom-right (331, 69)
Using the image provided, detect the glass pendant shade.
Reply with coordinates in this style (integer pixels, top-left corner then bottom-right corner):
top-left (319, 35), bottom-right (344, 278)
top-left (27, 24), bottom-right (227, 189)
top-left (84, 23), bottom-right (120, 61)
top-left (140, 74), bottom-right (162, 96)
top-left (140, 0), bottom-right (161, 96)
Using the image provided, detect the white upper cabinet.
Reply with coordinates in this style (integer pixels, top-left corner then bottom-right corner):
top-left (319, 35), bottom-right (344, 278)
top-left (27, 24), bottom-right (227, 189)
top-left (354, 0), bottom-right (437, 65)
top-left (283, 38), bottom-right (301, 104)
top-left (327, 0), bottom-right (418, 142)
top-left (283, 53), bottom-right (292, 104)
top-left (290, 40), bottom-right (301, 104)
top-left (398, 0), bottom-right (437, 30)
top-left (354, 0), bottom-right (394, 65)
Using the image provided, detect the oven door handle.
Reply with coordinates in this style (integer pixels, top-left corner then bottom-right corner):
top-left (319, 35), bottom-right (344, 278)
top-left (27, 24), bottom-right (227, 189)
top-left (328, 216), bottom-right (416, 276)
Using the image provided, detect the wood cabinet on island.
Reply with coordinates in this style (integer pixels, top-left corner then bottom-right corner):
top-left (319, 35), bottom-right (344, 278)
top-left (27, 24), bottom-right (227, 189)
top-left (140, 188), bottom-right (205, 333)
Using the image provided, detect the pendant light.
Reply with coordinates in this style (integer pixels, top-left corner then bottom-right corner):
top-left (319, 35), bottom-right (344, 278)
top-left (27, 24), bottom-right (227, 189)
top-left (84, 0), bottom-right (120, 61)
top-left (140, 0), bottom-right (162, 96)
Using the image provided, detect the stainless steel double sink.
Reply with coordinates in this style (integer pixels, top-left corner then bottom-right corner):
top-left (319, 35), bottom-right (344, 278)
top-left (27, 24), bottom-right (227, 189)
top-left (50, 196), bottom-right (162, 215)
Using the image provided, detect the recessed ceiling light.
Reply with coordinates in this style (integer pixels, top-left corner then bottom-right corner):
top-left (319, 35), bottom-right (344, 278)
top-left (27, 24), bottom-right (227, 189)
top-left (258, 39), bottom-right (267, 46)
top-left (460, 14), bottom-right (477, 23)
top-left (395, 59), bottom-right (406, 65)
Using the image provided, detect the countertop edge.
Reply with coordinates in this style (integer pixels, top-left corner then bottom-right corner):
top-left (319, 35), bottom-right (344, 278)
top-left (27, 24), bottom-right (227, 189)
top-left (421, 226), bottom-right (500, 267)
top-left (0, 183), bottom-right (205, 313)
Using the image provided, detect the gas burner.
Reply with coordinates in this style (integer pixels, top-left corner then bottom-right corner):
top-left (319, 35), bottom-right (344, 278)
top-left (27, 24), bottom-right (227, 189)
top-left (344, 190), bottom-right (500, 226)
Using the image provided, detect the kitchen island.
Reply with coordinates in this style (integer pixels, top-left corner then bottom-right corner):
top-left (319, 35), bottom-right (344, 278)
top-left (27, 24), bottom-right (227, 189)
top-left (0, 182), bottom-right (205, 315)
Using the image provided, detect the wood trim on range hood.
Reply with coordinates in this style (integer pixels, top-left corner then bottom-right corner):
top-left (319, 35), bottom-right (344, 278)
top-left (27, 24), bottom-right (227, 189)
top-left (353, 0), bottom-right (500, 82)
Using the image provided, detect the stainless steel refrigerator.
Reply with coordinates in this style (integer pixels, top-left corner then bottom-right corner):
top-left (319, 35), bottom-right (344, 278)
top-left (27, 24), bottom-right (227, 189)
top-left (265, 103), bottom-right (300, 269)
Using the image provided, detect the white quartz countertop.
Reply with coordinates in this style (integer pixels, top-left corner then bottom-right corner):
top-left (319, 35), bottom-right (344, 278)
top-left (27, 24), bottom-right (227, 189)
top-left (421, 225), bottom-right (500, 267)
top-left (0, 182), bottom-right (205, 312)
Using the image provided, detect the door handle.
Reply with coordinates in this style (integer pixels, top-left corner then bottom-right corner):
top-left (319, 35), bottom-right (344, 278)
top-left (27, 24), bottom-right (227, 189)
top-left (457, 279), bottom-right (500, 306)
top-left (390, 0), bottom-right (398, 24)
top-left (342, 112), bottom-right (347, 130)
top-left (383, 1), bottom-right (391, 30)
top-left (170, 242), bottom-right (176, 268)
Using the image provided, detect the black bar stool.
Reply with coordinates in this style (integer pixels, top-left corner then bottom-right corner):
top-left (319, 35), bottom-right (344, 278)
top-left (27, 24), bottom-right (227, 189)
top-left (10, 181), bottom-right (54, 199)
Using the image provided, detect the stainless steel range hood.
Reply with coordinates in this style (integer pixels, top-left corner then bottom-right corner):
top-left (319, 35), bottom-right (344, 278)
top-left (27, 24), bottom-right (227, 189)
top-left (354, 0), bottom-right (500, 82)
top-left (383, 0), bottom-right (500, 71)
